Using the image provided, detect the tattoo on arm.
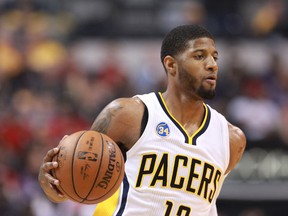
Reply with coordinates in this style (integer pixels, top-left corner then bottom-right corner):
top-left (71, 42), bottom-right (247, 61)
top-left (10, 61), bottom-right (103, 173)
top-left (91, 105), bottom-right (123, 134)
top-left (92, 116), bottom-right (110, 134)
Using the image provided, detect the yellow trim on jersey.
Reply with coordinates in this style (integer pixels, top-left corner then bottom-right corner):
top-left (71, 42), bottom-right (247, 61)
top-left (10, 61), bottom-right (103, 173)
top-left (158, 92), bottom-right (208, 144)
top-left (93, 188), bottom-right (121, 216)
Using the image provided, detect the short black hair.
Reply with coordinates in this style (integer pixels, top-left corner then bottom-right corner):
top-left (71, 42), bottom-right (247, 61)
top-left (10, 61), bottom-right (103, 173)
top-left (160, 25), bottom-right (214, 65)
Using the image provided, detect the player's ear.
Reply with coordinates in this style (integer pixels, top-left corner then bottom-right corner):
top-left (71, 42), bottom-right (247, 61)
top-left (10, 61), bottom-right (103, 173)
top-left (163, 55), bottom-right (177, 76)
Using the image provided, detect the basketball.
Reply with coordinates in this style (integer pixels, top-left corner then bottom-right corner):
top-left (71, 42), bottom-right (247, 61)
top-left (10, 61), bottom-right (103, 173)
top-left (52, 130), bottom-right (125, 204)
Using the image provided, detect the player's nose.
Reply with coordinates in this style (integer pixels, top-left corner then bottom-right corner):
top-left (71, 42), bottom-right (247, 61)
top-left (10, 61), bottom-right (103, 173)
top-left (205, 56), bottom-right (218, 73)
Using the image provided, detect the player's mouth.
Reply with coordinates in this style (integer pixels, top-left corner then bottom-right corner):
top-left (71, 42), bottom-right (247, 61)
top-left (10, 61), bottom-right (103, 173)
top-left (205, 74), bottom-right (217, 85)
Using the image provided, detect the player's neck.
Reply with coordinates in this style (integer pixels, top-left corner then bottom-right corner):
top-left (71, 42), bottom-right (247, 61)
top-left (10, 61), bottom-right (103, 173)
top-left (161, 90), bottom-right (205, 127)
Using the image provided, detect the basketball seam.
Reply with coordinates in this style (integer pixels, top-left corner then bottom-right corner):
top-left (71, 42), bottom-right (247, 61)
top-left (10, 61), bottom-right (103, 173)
top-left (54, 131), bottom-right (86, 203)
top-left (86, 137), bottom-right (125, 203)
top-left (71, 130), bottom-right (87, 202)
top-left (81, 132), bottom-right (105, 203)
top-left (53, 153), bottom-right (79, 203)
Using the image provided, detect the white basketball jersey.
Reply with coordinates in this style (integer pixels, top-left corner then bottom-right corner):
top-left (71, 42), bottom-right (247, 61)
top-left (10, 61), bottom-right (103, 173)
top-left (93, 92), bottom-right (230, 216)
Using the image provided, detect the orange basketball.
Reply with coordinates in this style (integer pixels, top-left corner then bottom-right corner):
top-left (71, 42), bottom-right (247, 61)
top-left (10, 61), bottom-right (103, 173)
top-left (52, 130), bottom-right (125, 204)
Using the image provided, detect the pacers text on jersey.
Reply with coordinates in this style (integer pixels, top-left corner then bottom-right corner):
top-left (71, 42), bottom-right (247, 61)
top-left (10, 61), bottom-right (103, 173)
top-left (135, 153), bottom-right (223, 203)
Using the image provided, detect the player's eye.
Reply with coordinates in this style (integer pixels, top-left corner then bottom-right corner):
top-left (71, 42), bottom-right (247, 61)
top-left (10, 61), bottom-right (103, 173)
top-left (194, 55), bottom-right (204, 60)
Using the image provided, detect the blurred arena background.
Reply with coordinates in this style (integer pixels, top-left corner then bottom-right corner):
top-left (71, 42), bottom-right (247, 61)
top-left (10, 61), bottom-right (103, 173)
top-left (0, 0), bottom-right (288, 215)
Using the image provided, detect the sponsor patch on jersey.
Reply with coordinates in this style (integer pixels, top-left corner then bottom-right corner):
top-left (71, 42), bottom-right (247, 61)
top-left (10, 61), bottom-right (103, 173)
top-left (156, 122), bottom-right (170, 137)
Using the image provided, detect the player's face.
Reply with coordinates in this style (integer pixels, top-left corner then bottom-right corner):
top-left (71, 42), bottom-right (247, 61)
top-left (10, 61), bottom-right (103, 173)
top-left (176, 37), bottom-right (218, 100)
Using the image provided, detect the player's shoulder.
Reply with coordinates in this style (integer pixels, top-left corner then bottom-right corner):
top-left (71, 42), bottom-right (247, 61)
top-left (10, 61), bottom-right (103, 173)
top-left (110, 96), bottom-right (144, 108)
top-left (105, 97), bottom-right (145, 118)
top-left (91, 96), bottom-right (145, 140)
top-left (228, 123), bottom-right (246, 145)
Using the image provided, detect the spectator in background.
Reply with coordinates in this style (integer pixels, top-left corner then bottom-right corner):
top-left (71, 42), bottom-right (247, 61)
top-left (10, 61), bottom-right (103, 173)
top-left (250, 0), bottom-right (287, 36)
top-left (227, 77), bottom-right (281, 149)
top-left (263, 53), bottom-right (288, 148)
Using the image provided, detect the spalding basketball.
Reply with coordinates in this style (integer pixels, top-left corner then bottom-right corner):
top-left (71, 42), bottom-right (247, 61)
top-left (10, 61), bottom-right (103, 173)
top-left (52, 130), bottom-right (125, 204)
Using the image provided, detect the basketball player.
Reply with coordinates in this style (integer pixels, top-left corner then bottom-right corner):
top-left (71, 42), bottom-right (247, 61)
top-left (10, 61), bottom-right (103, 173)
top-left (39, 25), bottom-right (246, 215)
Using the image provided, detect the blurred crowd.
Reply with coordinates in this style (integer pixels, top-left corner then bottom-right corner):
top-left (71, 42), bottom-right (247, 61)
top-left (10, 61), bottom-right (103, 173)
top-left (0, 0), bottom-right (288, 215)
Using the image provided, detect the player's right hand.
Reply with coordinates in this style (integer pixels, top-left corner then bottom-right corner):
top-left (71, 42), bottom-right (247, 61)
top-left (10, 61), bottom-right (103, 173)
top-left (38, 147), bottom-right (68, 203)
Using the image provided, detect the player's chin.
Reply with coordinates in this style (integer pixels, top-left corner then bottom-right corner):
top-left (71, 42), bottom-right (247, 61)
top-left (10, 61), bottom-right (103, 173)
top-left (198, 88), bottom-right (216, 100)
top-left (205, 82), bottom-right (217, 92)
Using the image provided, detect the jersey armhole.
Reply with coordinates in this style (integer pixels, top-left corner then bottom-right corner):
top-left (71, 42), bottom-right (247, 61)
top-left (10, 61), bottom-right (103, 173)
top-left (140, 104), bottom-right (148, 136)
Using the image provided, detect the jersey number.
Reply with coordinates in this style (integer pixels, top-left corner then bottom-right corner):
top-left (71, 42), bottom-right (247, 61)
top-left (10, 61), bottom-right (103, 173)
top-left (164, 201), bottom-right (191, 216)
top-left (159, 127), bottom-right (169, 136)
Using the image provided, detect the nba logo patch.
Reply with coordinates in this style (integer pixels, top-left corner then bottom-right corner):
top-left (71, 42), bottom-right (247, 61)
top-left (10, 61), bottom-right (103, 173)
top-left (156, 122), bottom-right (170, 137)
